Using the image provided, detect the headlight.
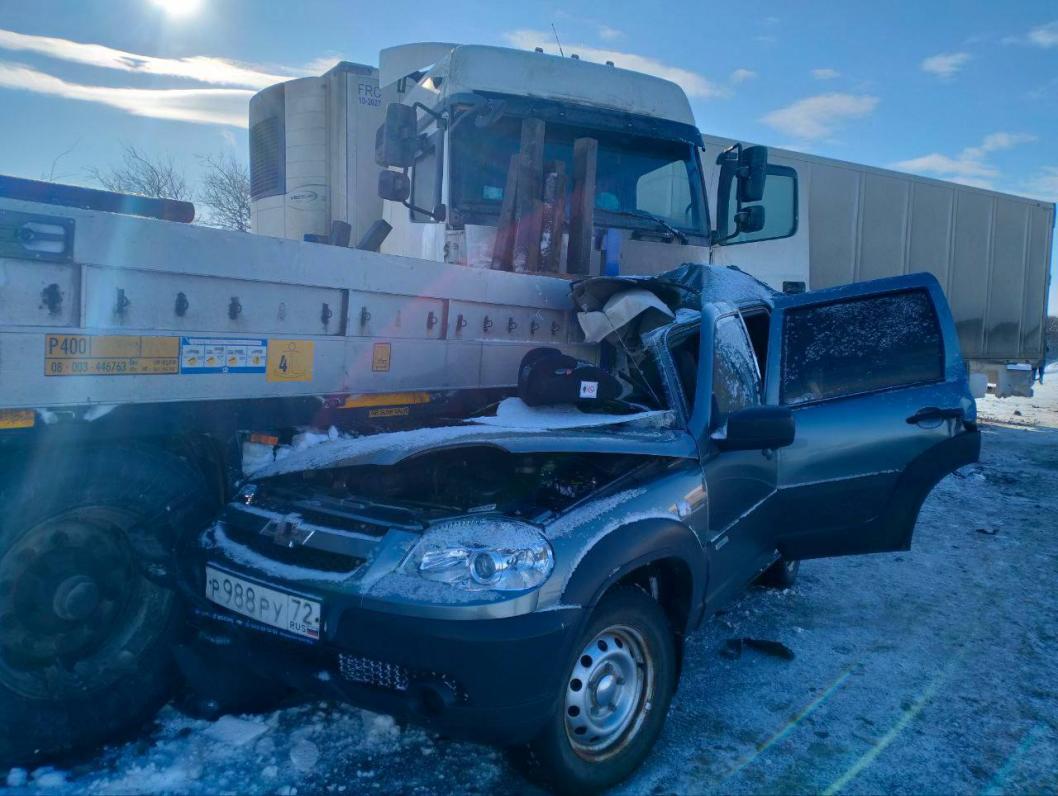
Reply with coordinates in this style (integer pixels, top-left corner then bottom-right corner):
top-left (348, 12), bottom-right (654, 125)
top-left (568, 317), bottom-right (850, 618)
top-left (408, 519), bottom-right (554, 592)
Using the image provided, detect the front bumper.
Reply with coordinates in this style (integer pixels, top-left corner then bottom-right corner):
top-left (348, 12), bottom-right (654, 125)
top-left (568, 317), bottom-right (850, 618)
top-left (178, 534), bottom-right (584, 746)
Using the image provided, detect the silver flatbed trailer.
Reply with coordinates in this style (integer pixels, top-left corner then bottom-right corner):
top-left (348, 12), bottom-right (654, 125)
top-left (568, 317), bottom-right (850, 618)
top-left (0, 194), bottom-right (586, 416)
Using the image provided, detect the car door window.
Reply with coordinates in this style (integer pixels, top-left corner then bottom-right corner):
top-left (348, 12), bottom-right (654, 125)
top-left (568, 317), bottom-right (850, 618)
top-left (669, 330), bottom-right (700, 412)
top-left (781, 289), bottom-right (944, 405)
top-left (712, 315), bottom-right (761, 426)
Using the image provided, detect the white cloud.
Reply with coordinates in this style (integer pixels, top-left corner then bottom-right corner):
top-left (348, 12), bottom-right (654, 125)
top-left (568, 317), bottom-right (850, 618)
top-left (811, 68), bottom-right (840, 80)
top-left (892, 153), bottom-right (997, 180)
top-left (300, 53), bottom-right (347, 75)
top-left (0, 27), bottom-right (291, 88)
top-left (760, 93), bottom-right (878, 140)
top-left (1006, 20), bottom-right (1058, 47)
top-left (1022, 165), bottom-right (1058, 201)
top-left (729, 68), bottom-right (756, 84)
top-left (891, 131), bottom-right (1037, 189)
top-left (920, 51), bottom-right (970, 79)
top-left (960, 132), bottom-right (1037, 161)
top-left (503, 30), bottom-right (727, 98)
top-left (0, 62), bottom-right (250, 126)
top-left (597, 25), bottom-right (624, 42)
top-left (1028, 20), bottom-right (1058, 47)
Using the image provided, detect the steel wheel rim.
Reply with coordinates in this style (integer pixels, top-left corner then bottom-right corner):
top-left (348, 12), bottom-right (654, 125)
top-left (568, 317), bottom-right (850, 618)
top-left (564, 624), bottom-right (654, 760)
top-left (0, 506), bottom-right (170, 699)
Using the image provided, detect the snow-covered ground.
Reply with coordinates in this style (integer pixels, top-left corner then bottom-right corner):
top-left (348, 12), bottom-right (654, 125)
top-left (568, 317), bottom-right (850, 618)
top-left (5, 375), bottom-right (1057, 795)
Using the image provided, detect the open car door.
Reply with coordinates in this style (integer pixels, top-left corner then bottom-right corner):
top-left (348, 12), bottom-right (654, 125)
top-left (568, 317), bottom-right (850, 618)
top-left (763, 273), bottom-right (981, 559)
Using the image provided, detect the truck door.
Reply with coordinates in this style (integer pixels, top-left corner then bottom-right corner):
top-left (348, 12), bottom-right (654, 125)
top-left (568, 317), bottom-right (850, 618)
top-left (763, 273), bottom-right (981, 559)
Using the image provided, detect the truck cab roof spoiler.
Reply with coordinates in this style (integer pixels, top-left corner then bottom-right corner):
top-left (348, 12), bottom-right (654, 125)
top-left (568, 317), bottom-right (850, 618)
top-left (0, 174), bottom-right (195, 223)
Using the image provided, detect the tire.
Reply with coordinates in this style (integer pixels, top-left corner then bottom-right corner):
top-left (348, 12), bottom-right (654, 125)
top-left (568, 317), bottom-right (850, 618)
top-left (521, 587), bottom-right (677, 794)
top-left (0, 446), bottom-right (216, 767)
top-left (758, 557), bottom-right (800, 589)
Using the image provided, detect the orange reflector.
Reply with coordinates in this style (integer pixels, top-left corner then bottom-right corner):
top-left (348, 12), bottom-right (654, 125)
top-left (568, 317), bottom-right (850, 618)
top-left (0, 410), bottom-right (35, 430)
top-left (249, 432), bottom-right (279, 446)
top-left (341, 392), bottom-right (433, 409)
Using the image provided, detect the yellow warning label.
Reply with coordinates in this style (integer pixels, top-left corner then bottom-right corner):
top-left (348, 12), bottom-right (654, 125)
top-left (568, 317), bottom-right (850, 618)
top-left (0, 410), bottom-right (35, 429)
top-left (44, 335), bottom-right (179, 377)
top-left (371, 342), bottom-right (392, 373)
top-left (266, 339), bottom-right (314, 383)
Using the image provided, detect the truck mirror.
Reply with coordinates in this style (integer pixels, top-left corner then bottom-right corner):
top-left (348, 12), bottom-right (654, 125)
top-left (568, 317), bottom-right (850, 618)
top-left (737, 145), bottom-right (768, 203)
top-left (378, 170), bottom-right (410, 203)
top-left (734, 204), bottom-right (765, 234)
top-left (375, 103), bottom-right (418, 168)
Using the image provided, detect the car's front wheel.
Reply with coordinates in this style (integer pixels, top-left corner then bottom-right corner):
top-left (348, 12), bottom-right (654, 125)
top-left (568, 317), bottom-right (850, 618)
top-left (522, 587), bottom-right (677, 794)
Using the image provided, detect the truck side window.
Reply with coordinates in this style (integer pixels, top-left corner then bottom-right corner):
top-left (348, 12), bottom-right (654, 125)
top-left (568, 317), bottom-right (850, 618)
top-left (719, 164), bottom-right (797, 245)
top-left (781, 289), bottom-right (945, 405)
top-left (410, 129), bottom-right (444, 222)
top-left (712, 315), bottom-right (761, 427)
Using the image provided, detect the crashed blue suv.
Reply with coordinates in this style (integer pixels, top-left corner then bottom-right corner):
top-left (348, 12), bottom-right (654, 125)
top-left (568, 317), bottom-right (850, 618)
top-left (179, 265), bottom-right (979, 793)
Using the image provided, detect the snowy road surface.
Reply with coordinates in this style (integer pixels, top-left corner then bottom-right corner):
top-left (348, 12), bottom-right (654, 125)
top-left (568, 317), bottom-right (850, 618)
top-left (5, 377), bottom-right (1058, 795)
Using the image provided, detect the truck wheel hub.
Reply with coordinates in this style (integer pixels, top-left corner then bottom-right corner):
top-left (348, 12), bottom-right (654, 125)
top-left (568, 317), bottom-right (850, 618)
top-left (53, 575), bottom-right (100, 621)
top-left (564, 625), bottom-right (653, 759)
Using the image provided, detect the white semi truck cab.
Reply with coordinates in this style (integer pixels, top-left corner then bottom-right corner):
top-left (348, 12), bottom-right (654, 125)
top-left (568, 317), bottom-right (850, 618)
top-left (247, 43), bottom-right (796, 285)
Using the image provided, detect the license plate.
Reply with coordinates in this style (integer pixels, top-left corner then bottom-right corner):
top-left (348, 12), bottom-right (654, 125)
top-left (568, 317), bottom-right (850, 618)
top-left (204, 565), bottom-right (321, 640)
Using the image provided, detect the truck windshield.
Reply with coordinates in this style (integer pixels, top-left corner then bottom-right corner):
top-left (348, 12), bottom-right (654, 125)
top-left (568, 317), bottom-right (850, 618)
top-left (450, 115), bottom-right (707, 236)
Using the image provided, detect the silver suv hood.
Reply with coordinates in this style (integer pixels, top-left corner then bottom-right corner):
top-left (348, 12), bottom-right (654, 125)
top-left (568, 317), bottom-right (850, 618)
top-left (253, 400), bottom-right (697, 478)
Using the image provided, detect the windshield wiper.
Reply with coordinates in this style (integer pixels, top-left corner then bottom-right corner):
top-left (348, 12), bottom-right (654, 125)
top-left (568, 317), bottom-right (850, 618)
top-left (600, 209), bottom-right (689, 244)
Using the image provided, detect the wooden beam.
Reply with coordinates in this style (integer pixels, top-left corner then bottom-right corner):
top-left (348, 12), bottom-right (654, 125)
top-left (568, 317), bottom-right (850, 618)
top-left (540, 161), bottom-right (566, 273)
top-left (512, 118), bottom-right (545, 273)
top-left (567, 137), bottom-right (597, 275)
top-left (490, 154), bottom-right (519, 270)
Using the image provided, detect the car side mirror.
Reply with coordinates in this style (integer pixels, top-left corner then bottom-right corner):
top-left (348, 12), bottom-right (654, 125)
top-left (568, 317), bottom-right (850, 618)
top-left (375, 103), bottom-right (418, 168)
top-left (734, 204), bottom-right (765, 234)
top-left (377, 169), bottom-right (411, 203)
top-left (737, 145), bottom-right (768, 203)
top-left (713, 405), bottom-right (795, 452)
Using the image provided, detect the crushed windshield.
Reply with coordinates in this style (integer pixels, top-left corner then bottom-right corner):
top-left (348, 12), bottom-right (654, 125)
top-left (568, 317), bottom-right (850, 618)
top-left (450, 115), bottom-right (707, 234)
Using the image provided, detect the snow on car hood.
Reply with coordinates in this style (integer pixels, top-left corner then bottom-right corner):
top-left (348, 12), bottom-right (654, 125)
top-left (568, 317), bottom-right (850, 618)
top-left (252, 398), bottom-right (696, 478)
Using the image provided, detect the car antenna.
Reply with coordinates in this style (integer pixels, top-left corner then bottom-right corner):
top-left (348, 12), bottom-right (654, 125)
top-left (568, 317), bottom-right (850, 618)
top-left (551, 24), bottom-right (565, 57)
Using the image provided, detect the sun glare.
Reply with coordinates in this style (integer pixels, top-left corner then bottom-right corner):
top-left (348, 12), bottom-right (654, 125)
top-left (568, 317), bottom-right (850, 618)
top-left (150, 0), bottom-right (203, 18)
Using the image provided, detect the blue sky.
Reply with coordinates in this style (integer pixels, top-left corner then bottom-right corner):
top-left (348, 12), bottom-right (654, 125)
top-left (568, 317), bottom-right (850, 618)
top-left (0, 0), bottom-right (1055, 311)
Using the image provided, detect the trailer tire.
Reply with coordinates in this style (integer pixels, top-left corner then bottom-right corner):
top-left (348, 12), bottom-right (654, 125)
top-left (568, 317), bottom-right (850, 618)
top-left (0, 446), bottom-right (216, 767)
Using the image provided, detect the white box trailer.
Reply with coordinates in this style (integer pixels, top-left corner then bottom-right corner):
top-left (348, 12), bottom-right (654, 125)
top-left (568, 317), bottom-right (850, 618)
top-left (703, 135), bottom-right (1056, 395)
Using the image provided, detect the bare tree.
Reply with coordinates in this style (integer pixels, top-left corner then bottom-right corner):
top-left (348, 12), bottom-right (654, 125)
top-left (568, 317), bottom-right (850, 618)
top-left (197, 153), bottom-right (251, 232)
top-left (87, 144), bottom-right (192, 201)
